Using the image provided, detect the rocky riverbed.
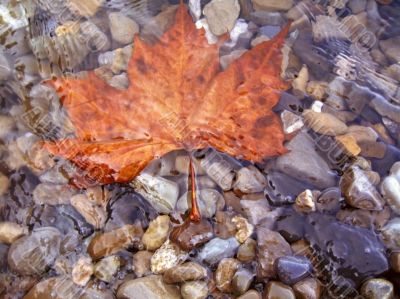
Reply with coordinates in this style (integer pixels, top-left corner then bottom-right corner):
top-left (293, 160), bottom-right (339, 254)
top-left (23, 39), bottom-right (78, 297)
top-left (0, 0), bottom-right (400, 298)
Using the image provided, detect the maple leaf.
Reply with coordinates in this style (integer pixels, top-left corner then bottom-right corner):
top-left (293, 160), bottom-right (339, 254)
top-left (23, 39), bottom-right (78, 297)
top-left (42, 3), bottom-right (291, 187)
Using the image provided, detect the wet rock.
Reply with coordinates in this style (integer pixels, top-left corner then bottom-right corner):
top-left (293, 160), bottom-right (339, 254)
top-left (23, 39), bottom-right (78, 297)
top-left (257, 227), bottom-right (292, 278)
top-left (252, 0), bottom-right (293, 11)
top-left (220, 49), bottom-right (247, 69)
top-left (281, 110), bottom-right (304, 134)
top-left (293, 278), bottom-right (322, 299)
top-left (88, 224), bottom-right (143, 260)
top-left (181, 281), bottom-right (209, 299)
top-left (176, 189), bottom-right (224, 218)
top-left (233, 166), bottom-right (267, 193)
top-left (109, 12), bottom-right (139, 45)
top-left (336, 207), bottom-right (390, 229)
top-left (380, 36), bottom-right (400, 63)
top-left (132, 251), bottom-right (153, 277)
top-left (163, 262), bottom-right (207, 283)
top-left (131, 174), bottom-right (179, 213)
top-left (214, 210), bottom-right (238, 239)
top-left (33, 183), bottom-right (76, 205)
top-left (67, 0), bottom-right (103, 17)
top-left (275, 131), bottom-right (337, 188)
top-left (117, 275), bottom-right (181, 299)
top-left (0, 172), bottom-right (9, 197)
top-left (292, 65), bottom-right (308, 98)
top-left (203, 0), bottom-right (240, 36)
top-left (232, 268), bottom-right (255, 295)
top-left (264, 281), bottom-right (296, 299)
top-left (0, 115), bottom-right (15, 139)
top-left (71, 194), bottom-right (107, 230)
top-left (170, 218), bottom-right (214, 251)
top-left (381, 218), bottom-right (400, 250)
top-left (359, 141), bottom-right (387, 158)
top-left (370, 95), bottom-right (400, 123)
top-left (275, 256), bottom-right (312, 285)
top-left (335, 134), bottom-right (361, 156)
top-left (303, 110), bottom-right (348, 136)
top-left (349, 0), bottom-right (367, 13)
top-left (346, 125), bottom-right (379, 143)
top-left (240, 197), bottom-right (272, 225)
top-left (305, 214), bottom-right (388, 286)
top-left (360, 278), bottom-right (394, 299)
top-left (238, 290), bottom-right (262, 299)
top-left (141, 5), bottom-right (179, 42)
top-left (232, 215), bottom-right (254, 243)
top-left (294, 190), bottom-right (316, 214)
top-left (93, 255), bottom-right (120, 283)
top-left (23, 276), bottom-right (83, 299)
top-left (340, 165), bottom-right (384, 210)
top-left (237, 238), bottom-right (257, 262)
top-left (8, 227), bottom-right (61, 276)
top-left (315, 187), bottom-right (342, 214)
top-left (99, 45), bottom-right (133, 74)
top-left (71, 256), bottom-right (93, 286)
top-left (216, 258), bottom-right (241, 292)
top-left (381, 162), bottom-right (400, 215)
top-left (0, 53), bottom-right (11, 81)
top-left (198, 237), bottom-right (240, 265)
top-left (151, 240), bottom-right (187, 274)
top-left (0, 222), bottom-right (28, 244)
top-left (142, 215), bottom-right (170, 251)
top-left (389, 251), bottom-right (400, 272)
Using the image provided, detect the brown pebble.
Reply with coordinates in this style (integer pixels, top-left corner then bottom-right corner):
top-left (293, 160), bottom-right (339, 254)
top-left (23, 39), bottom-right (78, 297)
top-left (238, 290), bottom-right (262, 299)
top-left (88, 224), bottom-right (143, 260)
top-left (390, 251), bottom-right (400, 272)
top-left (132, 251), bottom-right (153, 277)
top-left (293, 277), bottom-right (322, 299)
top-left (359, 141), bottom-right (387, 159)
top-left (263, 281), bottom-right (296, 299)
top-left (237, 238), bottom-right (257, 262)
top-left (163, 262), bottom-right (207, 284)
top-left (215, 258), bottom-right (241, 293)
top-left (170, 218), bottom-right (214, 251)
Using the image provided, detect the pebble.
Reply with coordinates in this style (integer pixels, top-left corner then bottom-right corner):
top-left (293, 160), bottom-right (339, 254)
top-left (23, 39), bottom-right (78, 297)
top-left (132, 251), bottom-right (153, 277)
top-left (280, 110), bottom-right (304, 134)
top-left (370, 95), bottom-right (400, 123)
top-left (87, 224), bottom-right (143, 260)
top-left (141, 5), bottom-right (179, 42)
top-left (8, 227), bottom-right (61, 276)
top-left (348, 0), bottom-right (367, 13)
top-left (0, 172), bottom-right (9, 197)
top-left (336, 207), bottom-right (390, 229)
top-left (66, 0), bottom-right (103, 16)
top-left (71, 256), bottom-right (93, 286)
top-left (220, 49), bottom-right (247, 69)
top-left (32, 183), bottom-right (76, 205)
top-left (233, 166), bottom-right (267, 193)
top-left (203, 0), bottom-right (240, 36)
top-left (181, 280), bottom-right (209, 299)
top-left (389, 251), bottom-right (400, 272)
top-left (214, 210), bottom-right (238, 239)
top-left (303, 109), bottom-right (348, 136)
top-left (232, 268), bottom-right (255, 295)
top-left (176, 189), bottom-right (224, 218)
top-left (0, 53), bottom-right (11, 81)
top-left (335, 134), bottom-right (361, 156)
top-left (198, 237), bottom-right (240, 265)
top-left (131, 173), bottom-right (179, 213)
top-left (240, 197), bottom-right (272, 225)
top-left (215, 258), bottom-right (241, 292)
top-left (275, 256), bottom-right (312, 285)
top-left (238, 290), bottom-right (262, 299)
top-left (237, 238), bottom-right (257, 262)
top-left (23, 276), bottom-right (82, 299)
top-left (117, 275), bottom-right (181, 299)
top-left (292, 65), bottom-right (309, 98)
top-left (340, 165), bottom-right (384, 210)
top-left (70, 194), bottom-right (107, 230)
top-left (379, 36), bottom-right (400, 63)
top-left (0, 222), bottom-right (28, 244)
top-left (163, 262), bottom-right (207, 283)
top-left (142, 215), bottom-right (170, 251)
top-left (264, 281), bottom-right (296, 299)
top-left (380, 218), bottom-right (400, 250)
top-left (199, 153), bottom-right (236, 191)
top-left (257, 227), bottom-right (292, 278)
top-left (360, 278), bottom-right (394, 299)
top-left (109, 12), bottom-right (139, 45)
top-left (252, 0), bottom-right (294, 11)
top-left (0, 115), bottom-right (15, 139)
top-left (293, 277), bottom-right (322, 299)
top-left (170, 218), bottom-right (214, 251)
top-left (150, 240), bottom-right (187, 274)
top-left (275, 131), bottom-right (337, 188)
top-left (294, 190), bottom-right (316, 213)
top-left (232, 215), bottom-right (254, 243)
top-left (94, 255), bottom-right (121, 283)
top-left (381, 162), bottom-right (400, 215)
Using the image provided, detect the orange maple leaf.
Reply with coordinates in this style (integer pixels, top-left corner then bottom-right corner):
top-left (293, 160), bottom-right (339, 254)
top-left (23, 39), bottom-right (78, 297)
top-left (43, 4), bottom-right (290, 187)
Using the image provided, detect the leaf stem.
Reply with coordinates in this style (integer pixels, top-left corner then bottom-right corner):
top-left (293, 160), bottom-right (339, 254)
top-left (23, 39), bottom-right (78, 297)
top-left (189, 156), bottom-right (201, 222)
